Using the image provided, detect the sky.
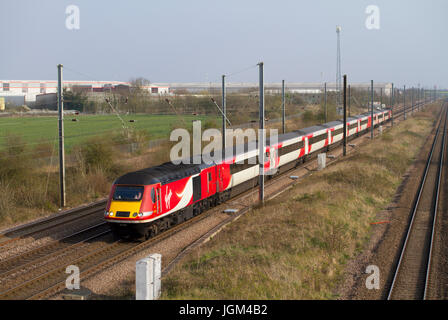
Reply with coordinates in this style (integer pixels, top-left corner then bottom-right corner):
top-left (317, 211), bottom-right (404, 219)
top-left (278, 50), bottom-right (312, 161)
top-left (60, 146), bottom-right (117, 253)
top-left (0, 0), bottom-right (447, 88)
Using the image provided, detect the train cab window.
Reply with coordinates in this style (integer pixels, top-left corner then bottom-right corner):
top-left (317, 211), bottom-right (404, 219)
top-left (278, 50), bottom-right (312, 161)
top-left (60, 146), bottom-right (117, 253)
top-left (113, 186), bottom-right (144, 201)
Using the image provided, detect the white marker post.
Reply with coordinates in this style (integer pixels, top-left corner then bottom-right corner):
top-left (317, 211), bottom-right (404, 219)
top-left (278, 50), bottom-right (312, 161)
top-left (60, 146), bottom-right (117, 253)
top-left (136, 254), bottom-right (161, 300)
top-left (317, 153), bottom-right (326, 171)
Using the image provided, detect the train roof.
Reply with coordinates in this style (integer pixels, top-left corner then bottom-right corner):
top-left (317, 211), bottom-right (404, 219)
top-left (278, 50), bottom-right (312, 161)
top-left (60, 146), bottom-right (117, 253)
top-left (269, 131), bottom-right (301, 144)
top-left (114, 160), bottom-right (212, 185)
top-left (321, 120), bottom-right (342, 128)
top-left (294, 125), bottom-right (327, 135)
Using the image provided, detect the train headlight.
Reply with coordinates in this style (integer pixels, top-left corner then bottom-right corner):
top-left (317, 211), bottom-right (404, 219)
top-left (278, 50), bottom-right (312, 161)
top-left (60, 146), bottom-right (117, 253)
top-left (109, 211), bottom-right (114, 217)
top-left (138, 212), bottom-right (143, 217)
top-left (133, 212), bottom-right (138, 217)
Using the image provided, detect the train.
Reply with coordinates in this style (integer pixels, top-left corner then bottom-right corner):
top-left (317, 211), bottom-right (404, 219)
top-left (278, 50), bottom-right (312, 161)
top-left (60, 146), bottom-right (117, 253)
top-left (104, 109), bottom-right (392, 239)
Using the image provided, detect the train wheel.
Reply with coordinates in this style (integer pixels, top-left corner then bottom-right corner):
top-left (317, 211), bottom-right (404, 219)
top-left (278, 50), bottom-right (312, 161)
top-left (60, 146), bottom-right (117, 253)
top-left (145, 224), bottom-right (159, 240)
top-left (110, 224), bottom-right (121, 241)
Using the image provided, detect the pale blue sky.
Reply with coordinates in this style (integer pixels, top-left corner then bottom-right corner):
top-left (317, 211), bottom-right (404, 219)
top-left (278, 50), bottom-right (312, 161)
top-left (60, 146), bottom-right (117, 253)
top-left (1, 0), bottom-right (447, 88)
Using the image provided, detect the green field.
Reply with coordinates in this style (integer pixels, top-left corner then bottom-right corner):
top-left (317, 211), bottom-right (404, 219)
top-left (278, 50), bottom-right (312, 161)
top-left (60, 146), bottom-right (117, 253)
top-left (0, 114), bottom-right (216, 151)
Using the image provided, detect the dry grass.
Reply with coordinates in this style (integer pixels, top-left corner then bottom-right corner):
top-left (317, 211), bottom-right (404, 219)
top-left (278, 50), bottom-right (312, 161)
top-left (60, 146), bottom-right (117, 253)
top-left (161, 104), bottom-right (440, 300)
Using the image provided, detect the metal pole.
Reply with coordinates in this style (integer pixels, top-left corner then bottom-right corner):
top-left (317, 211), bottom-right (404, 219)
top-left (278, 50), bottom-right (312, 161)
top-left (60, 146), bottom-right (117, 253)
top-left (348, 84), bottom-right (351, 117)
top-left (336, 26), bottom-right (342, 107)
top-left (403, 85), bottom-right (406, 120)
top-left (371, 80), bottom-right (374, 139)
top-left (258, 62), bottom-right (265, 204)
top-left (324, 82), bottom-right (327, 123)
top-left (57, 64), bottom-right (66, 208)
top-left (222, 75), bottom-right (226, 157)
top-left (380, 87), bottom-right (383, 109)
top-left (282, 80), bottom-right (285, 134)
top-left (411, 87), bottom-right (414, 114)
top-left (418, 86), bottom-right (420, 110)
top-left (343, 75), bottom-right (347, 156)
top-left (391, 83), bottom-right (394, 126)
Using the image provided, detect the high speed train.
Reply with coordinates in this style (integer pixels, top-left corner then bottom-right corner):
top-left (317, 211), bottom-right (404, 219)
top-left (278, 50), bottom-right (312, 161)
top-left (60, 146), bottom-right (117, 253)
top-left (104, 109), bottom-right (391, 239)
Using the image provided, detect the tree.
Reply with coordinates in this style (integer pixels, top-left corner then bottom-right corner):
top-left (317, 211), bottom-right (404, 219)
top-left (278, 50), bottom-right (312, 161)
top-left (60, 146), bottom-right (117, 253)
top-left (63, 89), bottom-right (88, 112)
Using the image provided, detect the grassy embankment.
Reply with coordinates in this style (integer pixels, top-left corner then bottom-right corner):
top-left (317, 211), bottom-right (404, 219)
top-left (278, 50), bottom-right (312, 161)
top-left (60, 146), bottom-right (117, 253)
top-left (161, 104), bottom-right (440, 299)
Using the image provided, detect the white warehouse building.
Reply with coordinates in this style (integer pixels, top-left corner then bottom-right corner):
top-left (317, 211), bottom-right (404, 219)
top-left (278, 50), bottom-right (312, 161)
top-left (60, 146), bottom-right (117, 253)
top-left (0, 80), bottom-right (170, 106)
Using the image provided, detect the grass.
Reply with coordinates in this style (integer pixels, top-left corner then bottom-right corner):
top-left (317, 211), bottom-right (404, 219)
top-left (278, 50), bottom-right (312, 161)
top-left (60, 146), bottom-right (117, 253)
top-left (160, 104), bottom-right (440, 300)
top-left (0, 114), bottom-right (215, 151)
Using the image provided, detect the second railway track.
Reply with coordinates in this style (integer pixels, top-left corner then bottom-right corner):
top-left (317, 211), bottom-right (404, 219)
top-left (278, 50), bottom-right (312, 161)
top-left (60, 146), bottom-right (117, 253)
top-left (387, 104), bottom-right (447, 300)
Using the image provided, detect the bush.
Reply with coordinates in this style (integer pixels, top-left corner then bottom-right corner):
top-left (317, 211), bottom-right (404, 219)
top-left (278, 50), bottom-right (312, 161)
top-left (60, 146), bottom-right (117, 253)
top-left (78, 138), bottom-right (114, 172)
top-left (0, 134), bottom-right (32, 182)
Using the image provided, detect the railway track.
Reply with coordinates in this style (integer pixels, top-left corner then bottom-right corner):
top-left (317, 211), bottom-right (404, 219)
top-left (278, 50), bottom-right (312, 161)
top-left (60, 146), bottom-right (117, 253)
top-left (0, 200), bottom-right (106, 252)
top-left (387, 104), bottom-right (447, 300)
top-left (0, 222), bottom-right (110, 277)
top-left (0, 100), bottom-right (434, 300)
top-left (0, 203), bottom-right (222, 300)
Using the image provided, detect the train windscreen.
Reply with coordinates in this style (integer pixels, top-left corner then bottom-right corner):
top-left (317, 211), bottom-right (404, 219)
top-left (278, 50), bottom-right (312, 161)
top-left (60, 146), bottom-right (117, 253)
top-left (113, 186), bottom-right (144, 201)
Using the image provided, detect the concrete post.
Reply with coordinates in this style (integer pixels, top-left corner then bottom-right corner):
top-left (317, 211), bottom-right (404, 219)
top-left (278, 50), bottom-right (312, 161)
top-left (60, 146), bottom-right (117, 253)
top-left (136, 254), bottom-right (161, 300)
top-left (317, 153), bottom-right (326, 170)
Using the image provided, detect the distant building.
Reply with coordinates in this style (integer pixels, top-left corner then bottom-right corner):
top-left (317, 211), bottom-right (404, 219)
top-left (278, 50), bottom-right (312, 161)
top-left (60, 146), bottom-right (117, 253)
top-left (0, 80), bottom-right (170, 106)
top-left (157, 82), bottom-right (393, 96)
top-left (34, 93), bottom-right (57, 110)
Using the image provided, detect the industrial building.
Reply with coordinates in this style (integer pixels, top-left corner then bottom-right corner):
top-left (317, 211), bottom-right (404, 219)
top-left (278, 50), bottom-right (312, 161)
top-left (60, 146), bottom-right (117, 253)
top-left (157, 82), bottom-right (393, 96)
top-left (0, 80), bottom-right (170, 107)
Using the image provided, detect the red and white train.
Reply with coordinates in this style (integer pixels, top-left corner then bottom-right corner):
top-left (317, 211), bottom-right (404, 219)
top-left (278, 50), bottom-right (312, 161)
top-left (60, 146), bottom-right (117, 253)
top-left (105, 109), bottom-right (392, 239)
